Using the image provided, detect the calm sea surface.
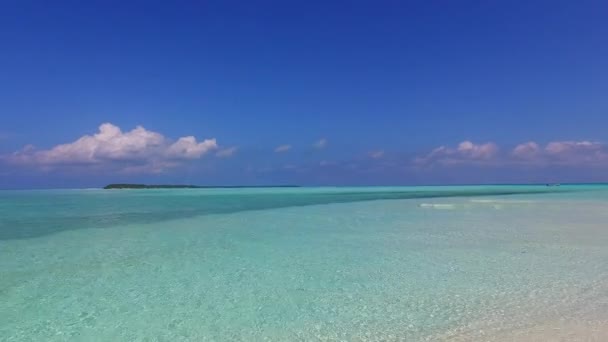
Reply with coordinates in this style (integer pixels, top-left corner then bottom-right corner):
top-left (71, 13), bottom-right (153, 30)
top-left (2, 185), bottom-right (608, 341)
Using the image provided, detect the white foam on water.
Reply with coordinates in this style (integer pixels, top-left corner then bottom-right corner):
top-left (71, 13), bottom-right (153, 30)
top-left (419, 203), bottom-right (456, 210)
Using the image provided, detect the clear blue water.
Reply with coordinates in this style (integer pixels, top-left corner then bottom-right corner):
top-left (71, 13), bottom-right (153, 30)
top-left (1, 185), bottom-right (608, 341)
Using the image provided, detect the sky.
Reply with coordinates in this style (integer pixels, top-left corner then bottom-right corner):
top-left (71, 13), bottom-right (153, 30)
top-left (1, 1), bottom-right (608, 188)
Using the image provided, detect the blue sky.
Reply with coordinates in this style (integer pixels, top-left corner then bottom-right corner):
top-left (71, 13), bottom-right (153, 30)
top-left (1, 1), bottom-right (608, 188)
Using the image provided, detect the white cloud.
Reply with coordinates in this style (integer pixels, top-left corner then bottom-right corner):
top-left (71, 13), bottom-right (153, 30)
top-left (512, 141), bottom-right (541, 159)
top-left (7, 123), bottom-right (217, 173)
top-left (545, 140), bottom-right (601, 155)
top-left (415, 140), bottom-right (498, 166)
top-left (166, 136), bottom-right (217, 159)
top-left (369, 150), bottom-right (385, 159)
top-left (512, 140), bottom-right (608, 166)
top-left (313, 138), bottom-right (327, 149)
top-left (456, 141), bottom-right (498, 159)
top-left (416, 139), bottom-right (608, 168)
top-left (274, 144), bottom-right (292, 153)
top-left (216, 146), bottom-right (238, 158)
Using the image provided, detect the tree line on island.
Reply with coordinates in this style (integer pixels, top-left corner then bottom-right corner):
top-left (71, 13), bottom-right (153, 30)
top-left (103, 184), bottom-right (300, 189)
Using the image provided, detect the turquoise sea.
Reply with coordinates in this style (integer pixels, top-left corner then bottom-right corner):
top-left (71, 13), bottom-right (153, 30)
top-left (1, 185), bottom-right (608, 341)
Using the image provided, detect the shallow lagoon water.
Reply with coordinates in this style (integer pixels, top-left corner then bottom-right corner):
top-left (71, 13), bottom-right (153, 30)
top-left (1, 186), bottom-right (608, 341)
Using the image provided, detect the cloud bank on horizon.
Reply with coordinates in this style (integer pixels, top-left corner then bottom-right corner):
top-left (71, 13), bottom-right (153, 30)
top-left (416, 140), bottom-right (608, 168)
top-left (3, 123), bottom-right (608, 179)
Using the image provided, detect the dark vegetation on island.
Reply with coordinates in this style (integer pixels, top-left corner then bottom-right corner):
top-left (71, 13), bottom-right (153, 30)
top-left (103, 184), bottom-right (300, 189)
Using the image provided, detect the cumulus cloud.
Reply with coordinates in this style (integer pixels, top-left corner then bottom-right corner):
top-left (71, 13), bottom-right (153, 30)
top-left (545, 141), bottom-right (601, 155)
top-left (512, 140), bottom-right (608, 166)
top-left (216, 146), bottom-right (238, 158)
top-left (166, 136), bottom-right (218, 159)
top-left (511, 141), bottom-right (541, 159)
top-left (7, 123), bottom-right (217, 173)
top-left (416, 139), bottom-right (608, 168)
top-left (456, 141), bottom-right (499, 159)
top-left (415, 140), bottom-right (499, 166)
top-left (274, 144), bottom-right (292, 153)
top-left (313, 138), bottom-right (327, 149)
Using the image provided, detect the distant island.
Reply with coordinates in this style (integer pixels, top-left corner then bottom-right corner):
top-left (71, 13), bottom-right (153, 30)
top-left (103, 184), bottom-right (300, 189)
